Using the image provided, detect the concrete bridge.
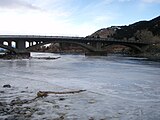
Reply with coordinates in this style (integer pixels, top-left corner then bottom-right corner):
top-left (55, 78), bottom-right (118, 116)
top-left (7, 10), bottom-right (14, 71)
top-left (0, 35), bottom-right (151, 55)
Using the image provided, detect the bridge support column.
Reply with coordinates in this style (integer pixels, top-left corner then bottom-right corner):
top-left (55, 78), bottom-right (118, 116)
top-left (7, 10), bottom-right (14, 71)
top-left (16, 40), bottom-right (26, 50)
top-left (95, 42), bottom-right (102, 51)
top-left (36, 42), bottom-right (39, 45)
top-left (8, 41), bottom-right (12, 47)
top-left (29, 42), bottom-right (33, 47)
top-left (16, 40), bottom-right (30, 57)
top-left (85, 42), bottom-right (107, 56)
top-left (16, 40), bottom-right (30, 54)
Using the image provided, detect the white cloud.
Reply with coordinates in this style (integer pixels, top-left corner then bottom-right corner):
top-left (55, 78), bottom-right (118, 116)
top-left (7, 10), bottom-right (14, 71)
top-left (0, 0), bottom-right (116, 36)
top-left (0, 8), bottom-right (97, 36)
top-left (0, 0), bottom-right (39, 9)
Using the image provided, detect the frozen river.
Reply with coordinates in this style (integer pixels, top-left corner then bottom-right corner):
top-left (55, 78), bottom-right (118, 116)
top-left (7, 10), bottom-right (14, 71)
top-left (0, 52), bottom-right (160, 119)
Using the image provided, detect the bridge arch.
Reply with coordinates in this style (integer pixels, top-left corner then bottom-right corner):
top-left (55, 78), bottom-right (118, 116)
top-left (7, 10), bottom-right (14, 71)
top-left (0, 44), bottom-right (18, 53)
top-left (102, 43), bottom-right (143, 53)
top-left (27, 41), bottom-right (96, 52)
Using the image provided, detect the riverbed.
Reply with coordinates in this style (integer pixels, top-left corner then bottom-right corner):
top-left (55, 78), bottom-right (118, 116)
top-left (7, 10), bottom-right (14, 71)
top-left (0, 52), bottom-right (160, 120)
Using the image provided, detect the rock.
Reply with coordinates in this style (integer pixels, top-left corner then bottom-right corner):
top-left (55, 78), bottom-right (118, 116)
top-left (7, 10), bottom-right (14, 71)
top-left (21, 99), bottom-right (29, 104)
top-left (57, 113), bottom-right (66, 119)
top-left (2, 107), bottom-right (10, 112)
top-left (0, 91), bottom-right (5, 93)
top-left (89, 117), bottom-right (95, 120)
top-left (59, 116), bottom-right (65, 120)
top-left (88, 99), bottom-right (96, 104)
top-left (0, 106), bottom-right (4, 112)
top-left (64, 105), bottom-right (70, 110)
top-left (0, 102), bottom-right (7, 106)
top-left (53, 105), bottom-right (60, 109)
top-left (25, 111), bottom-right (32, 117)
top-left (20, 91), bottom-right (26, 93)
top-left (59, 98), bottom-right (65, 101)
top-left (12, 107), bottom-right (21, 114)
top-left (10, 98), bottom-right (28, 106)
top-left (37, 111), bottom-right (45, 115)
top-left (5, 115), bottom-right (15, 120)
top-left (7, 108), bottom-right (14, 114)
top-left (44, 100), bottom-right (56, 104)
top-left (10, 98), bottom-right (23, 106)
top-left (3, 84), bottom-right (11, 88)
top-left (14, 115), bottom-right (26, 120)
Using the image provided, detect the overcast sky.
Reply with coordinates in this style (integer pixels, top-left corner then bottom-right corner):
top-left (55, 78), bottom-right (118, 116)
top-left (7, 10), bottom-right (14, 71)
top-left (0, 0), bottom-right (159, 36)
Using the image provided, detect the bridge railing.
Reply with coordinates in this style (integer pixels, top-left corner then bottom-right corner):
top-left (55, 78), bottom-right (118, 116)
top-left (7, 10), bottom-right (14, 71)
top-left (0, 35), bottom-right (84, 40)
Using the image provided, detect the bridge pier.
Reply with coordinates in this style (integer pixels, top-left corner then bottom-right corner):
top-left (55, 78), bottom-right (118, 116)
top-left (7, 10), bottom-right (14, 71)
top-left (36, 41), bottom-right (39, 45)
top-left (95, 42), bottom-right (102, 50)
top-left (29, 42), bottom-right (33, 47)
top-left (89, 42), bottom-right (102, 50)
top-left (16, 40), bottom-right (26, 51)
top-left (8, 41), bottom-right (12, 47)
top-left (15, 40), bottom-right (30, 57)
top-left (85, 42), bottom-right (107, 56)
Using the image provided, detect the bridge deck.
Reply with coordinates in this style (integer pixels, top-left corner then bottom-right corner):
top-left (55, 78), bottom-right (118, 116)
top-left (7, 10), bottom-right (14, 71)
top-left (0, 35), bottom-right (150, 45)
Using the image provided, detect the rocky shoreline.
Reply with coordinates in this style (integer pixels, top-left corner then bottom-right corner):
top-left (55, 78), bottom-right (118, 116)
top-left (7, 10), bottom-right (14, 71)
top-left (0, 84), bottom-right (89, 120)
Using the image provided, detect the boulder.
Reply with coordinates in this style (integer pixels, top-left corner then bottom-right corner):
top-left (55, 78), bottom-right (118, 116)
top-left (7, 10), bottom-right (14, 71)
top-left (3, 84), bottom-right (11, 88)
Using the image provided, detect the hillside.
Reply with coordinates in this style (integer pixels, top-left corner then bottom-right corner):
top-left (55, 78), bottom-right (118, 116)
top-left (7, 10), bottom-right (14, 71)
top-left (91, 16), bottom-right (160, 43)
top-left (91, 16), bottom-right (160, 60)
